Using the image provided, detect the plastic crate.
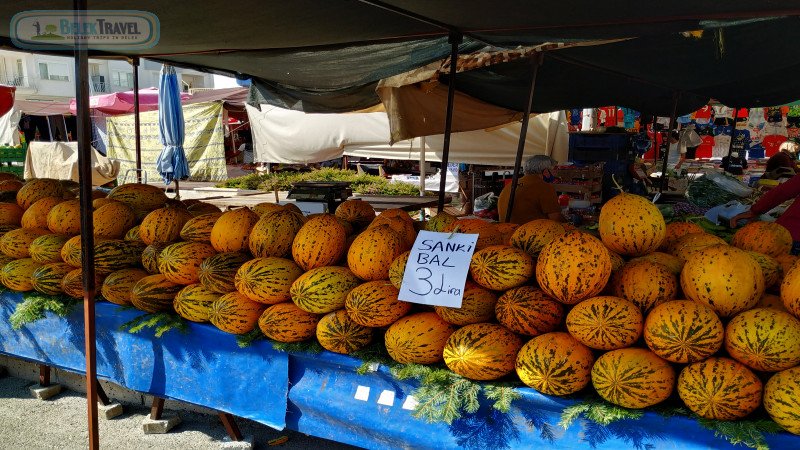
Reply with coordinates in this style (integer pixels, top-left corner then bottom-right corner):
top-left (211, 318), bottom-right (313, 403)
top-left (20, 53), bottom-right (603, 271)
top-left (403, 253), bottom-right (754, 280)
top-left (0, 145), bottom-right (25, 162)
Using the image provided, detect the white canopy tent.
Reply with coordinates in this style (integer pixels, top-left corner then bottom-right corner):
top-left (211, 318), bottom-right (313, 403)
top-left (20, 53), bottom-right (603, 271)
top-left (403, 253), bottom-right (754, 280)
top-left (246, 104), bottom-right (569, 166)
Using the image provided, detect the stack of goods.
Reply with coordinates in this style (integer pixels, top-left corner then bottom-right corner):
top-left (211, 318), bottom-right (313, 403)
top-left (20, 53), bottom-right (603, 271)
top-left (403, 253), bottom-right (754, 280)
top-left (1, 177), bottom-right (800, 435)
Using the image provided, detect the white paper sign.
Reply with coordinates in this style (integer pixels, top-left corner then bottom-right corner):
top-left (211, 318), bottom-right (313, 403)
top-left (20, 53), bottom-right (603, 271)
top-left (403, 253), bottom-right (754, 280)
top-left (398, 230), bottom-right (479, 307)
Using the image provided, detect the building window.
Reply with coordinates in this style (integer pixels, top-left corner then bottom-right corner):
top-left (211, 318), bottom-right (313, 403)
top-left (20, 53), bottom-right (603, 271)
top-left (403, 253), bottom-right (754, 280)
top-left (112, 71), bottom-right (134, 88)
top-left (38, 62), bottom-right (69, 81)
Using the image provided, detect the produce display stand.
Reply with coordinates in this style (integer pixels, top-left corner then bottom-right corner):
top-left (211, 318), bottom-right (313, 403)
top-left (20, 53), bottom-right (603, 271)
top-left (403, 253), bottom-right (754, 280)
top-left (0, 143), bottom-right (26, 178)
top-left (552, 163), bottom-right (604, 204)
top-left (2, 291), bottom-right (799, 450)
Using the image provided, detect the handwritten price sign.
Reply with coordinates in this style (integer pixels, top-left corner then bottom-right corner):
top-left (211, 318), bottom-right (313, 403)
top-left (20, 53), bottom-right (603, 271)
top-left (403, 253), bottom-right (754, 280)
top-left (398, 230), bottom-right (479, 307)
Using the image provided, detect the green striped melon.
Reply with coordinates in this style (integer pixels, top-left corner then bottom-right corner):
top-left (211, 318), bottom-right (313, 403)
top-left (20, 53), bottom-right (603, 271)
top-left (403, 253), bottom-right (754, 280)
top-left (0, 224), bottom-right (19, 239)
top-left (434, 281), bottom-right (496, 326)
top-left (16, 178), bottom-right (65, 210)
top-left (660, 221), bottom-right (705, 251)
top-left (384, 312), bottom-right (456, 364)
top-left (61, 235), bottom-right (83, 267)
top-left (235, 257), bottom-right (304, 304)
top-left (495, 286), bottom-right (563, 337)
top-left (681, 244), bottom-right (765, 318)
top-left (509, 219), bottom-right (566, 258)
top-left (141, 243), bottom-right (168, 274)
top-left (335, 199), bottom-right (376, 227)
top-left (29, 234), bottom-right (70, 264)
top-left (677, 357), bottom-right (762, 420)
top-left (124, 225), bottom-right (141, 242)
top-left (249, 209), bottom-right (306, 258)
top-left (21, 197), bottom-right (62, 229)
top-left (444, 219), bottom-right (501, 250)
top-left (1, 258), bottom-right (43, 291)
top-left (443, 323), bottom-right (523, 381)
top-left (425, 212), bottom-right (457, 232)
top-left (106, 183), bottom-right (168, 214)
top-left (345, 281), bottom-right (410, 327)
top-left (94, 240), bottom-right (145, 274)
top-left (198, 252), bottom-right (251, 294)
top-left (469, 245), bottom-right (534, 291)
top-left (157, 241), bottom-right (217, 285)
top-left (139, 207), bottom-right (194, 245)
top-left (289, 266), bottom-right (361, 314)
top-left (536, 231), bottom-right (612, 305)
top-left (347, 224), bottom-right (405, 281)
top-left (746, 251), bottom-right (782, 289)
top-left (173, 284), bottom-right (220, 322)
top-left (763, 366), bottom-right (800, 435)
top-left (0, 227), bottom-right (50, 258)
top-left (210, 207), bottom-right (260, 253)
top-left (643, 300), bottom-right (724, 363)
top-left (30, 262), bottom-right (74, 295)
top-left (612, 260), bottom-right (678, 313)
top-left (258, 302), bottom-right (321, 343)
top-left (251, 202), bottom-right (284, 217)
top-left (565, 296), bottom-right (643, 350)
top-left (93, 201), bottom-right (136, 239)
top-left (46, 199), bottom-right (82, 235)
top-left (187, 202), bottom-right (221, 216)
top-left (316, 309), bottom-right (373, 354)
top-left (599, 193), bottom-right (666, 256)
top-left (0, 202), bottom-right (24, 226)
top-left (591, 348), bottom-right (675, 409)
top-left (130, 274), bottom-right (183, 313)
top-left (725, 308), bottom-right (800, 372)
top-left (756, 293), bottom-right (788, 312)
top-left (292, 214), bottom-right (347, 271)
top-left (515, 332), bottom-right (594, 396)
top-left (388, 250), bottom-right (410, 290)
top-left (61, 269), bottom-right (105, 299)
top-left (209, 291), bottom-right (266, 334)
top-left (179, 212), bottom-right (223, 243)
top-left (101, 268), bottom-right (149, 306)
top-left (669, 232), bottom-right (727, 263)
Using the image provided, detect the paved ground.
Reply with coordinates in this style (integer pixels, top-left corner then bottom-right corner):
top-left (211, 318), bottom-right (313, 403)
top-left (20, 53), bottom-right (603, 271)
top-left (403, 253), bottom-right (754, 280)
top-left (0, 375), bottom-right (358, 450)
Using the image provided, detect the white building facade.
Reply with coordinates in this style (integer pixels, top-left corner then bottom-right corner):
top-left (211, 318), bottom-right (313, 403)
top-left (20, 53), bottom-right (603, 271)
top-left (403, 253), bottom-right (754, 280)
top-left (0, 49), bottom-right (216, 101)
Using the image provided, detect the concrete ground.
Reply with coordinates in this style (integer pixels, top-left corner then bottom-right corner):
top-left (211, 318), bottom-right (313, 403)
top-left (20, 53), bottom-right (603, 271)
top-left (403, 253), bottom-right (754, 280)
top-left (0, 373), bottom-right (358, 450)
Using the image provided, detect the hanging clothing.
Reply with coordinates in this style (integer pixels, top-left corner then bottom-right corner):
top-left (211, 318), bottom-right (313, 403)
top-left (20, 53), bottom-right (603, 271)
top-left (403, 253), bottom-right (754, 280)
top-left (581, 108), bottom-right (595, 131)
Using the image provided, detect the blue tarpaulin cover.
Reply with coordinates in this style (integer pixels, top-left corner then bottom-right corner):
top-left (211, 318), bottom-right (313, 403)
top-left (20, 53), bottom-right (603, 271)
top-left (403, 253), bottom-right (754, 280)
top-left (2, 291), bottom-right (800, 449)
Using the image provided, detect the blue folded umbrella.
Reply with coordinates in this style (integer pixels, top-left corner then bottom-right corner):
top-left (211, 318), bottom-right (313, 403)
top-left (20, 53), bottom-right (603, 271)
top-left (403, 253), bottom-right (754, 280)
top-left (156, 65), bottom-right (189, 185)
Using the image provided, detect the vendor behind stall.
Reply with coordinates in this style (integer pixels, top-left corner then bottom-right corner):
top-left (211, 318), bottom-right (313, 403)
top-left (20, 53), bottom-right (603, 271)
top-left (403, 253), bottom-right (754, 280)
top-left (666, 130), bottom-right (687, 172)
top-left (497, 155), bottom-right (563, 224)
top-left (764, 140), bottom-right (799, 179)
top-left (731, 174), bottom-right (800, 253)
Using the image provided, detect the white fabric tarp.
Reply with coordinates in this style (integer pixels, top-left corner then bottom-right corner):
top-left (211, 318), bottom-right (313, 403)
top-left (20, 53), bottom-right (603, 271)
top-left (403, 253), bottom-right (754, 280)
top-left (248, 104), bottom-right (569, 166)
top-left (390, 163), bottom-right (460, 193)
top-left (0, 107), bottom-right (21, 146)
top-left (24, 141), bottom-right (120, 185)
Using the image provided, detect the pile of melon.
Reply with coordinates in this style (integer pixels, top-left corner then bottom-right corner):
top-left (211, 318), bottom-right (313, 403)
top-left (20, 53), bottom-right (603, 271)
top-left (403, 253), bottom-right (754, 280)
top-left (3, 178), bottom-right (800, 434)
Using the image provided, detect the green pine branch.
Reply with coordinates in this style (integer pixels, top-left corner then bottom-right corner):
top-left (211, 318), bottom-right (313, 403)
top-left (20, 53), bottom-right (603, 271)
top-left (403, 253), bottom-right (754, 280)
top-left (697, 417), bottom-right (784, 450)
top-left (269, 339), bottom-right (324, 354)
top-left (119, 312), bottom-right (189, 338)
top-left (482, 383), bottom-right (522, 413)
top-left (236, 328), bottom-right (266, 348)
top-left (9, 293), bottom-right (81, 329)
top-left (559, 395), bottom-right (643, 429)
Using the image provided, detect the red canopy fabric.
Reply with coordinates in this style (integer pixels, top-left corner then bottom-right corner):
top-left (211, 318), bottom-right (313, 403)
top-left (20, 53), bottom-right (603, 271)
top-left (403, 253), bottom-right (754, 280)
top-left (0, 86), bottom-right (15, 117)
top-left (68, 87), bottom-right (191, 115)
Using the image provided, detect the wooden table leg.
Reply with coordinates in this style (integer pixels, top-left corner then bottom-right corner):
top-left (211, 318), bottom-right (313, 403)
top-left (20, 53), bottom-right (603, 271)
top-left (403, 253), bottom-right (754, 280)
top-left (150, 397), bottom-right (165, 420)
top-left (218, 412), bottom-right (243, 441)
top-left (38, 364), bottom-right (50, 387)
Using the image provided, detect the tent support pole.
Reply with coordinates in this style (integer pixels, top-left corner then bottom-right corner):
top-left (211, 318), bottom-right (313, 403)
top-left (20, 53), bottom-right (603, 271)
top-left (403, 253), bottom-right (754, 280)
top-left (73, 1), bottom-right (99, 449)
top-left (437, 32), bottom-right (462, 213)
top-left (133, 57), bottom-right (142, 183)
top-left (505, 52), bottom-right (544, 223)
top-left (419, 136), bottom-right (426, 219)
top-left (659, 92), bottom-right (681, 193)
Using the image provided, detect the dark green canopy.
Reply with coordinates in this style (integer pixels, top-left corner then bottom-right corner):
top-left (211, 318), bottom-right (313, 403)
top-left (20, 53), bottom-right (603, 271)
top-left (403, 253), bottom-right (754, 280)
top-left (1, 2), bottom-right (799, 114)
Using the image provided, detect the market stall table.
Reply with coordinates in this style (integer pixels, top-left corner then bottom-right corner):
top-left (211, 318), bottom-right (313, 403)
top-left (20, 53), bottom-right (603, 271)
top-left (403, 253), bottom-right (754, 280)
top-left (353, 194), bottom-right (451, 212)
top-left (2, 292), bottom-right (799, 449)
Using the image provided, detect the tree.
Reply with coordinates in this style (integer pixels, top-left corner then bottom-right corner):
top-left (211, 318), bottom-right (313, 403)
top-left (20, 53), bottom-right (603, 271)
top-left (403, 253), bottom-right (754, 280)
top-left (45, 24), bottom-right (56, 34)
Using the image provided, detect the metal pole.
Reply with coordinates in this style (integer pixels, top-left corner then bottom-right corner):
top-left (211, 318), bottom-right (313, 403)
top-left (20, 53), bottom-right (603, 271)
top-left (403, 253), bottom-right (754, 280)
top-left (659, 92), bottom-right (681, 193)
top-left (133, 57), bottom-right (142, 183)
top-left (73, 1), bottom-right (99, 449)
top-left (437, 32), bottom-right (462, 212)
top-left (419, 136), bottom-right (426, 219)
top-left (726, 106), bottom-right (739, 158)
top-left (505, 52), bottom-right (544, 223)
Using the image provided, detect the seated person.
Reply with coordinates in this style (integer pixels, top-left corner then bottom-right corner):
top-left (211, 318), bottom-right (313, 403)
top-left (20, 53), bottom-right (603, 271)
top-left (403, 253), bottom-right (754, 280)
top-left (497, 155), bottom-right (564, 224)
top-left (720, 151), bottom-right (748, 175)
top-left (764, 141), bottom-right (799, 179)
